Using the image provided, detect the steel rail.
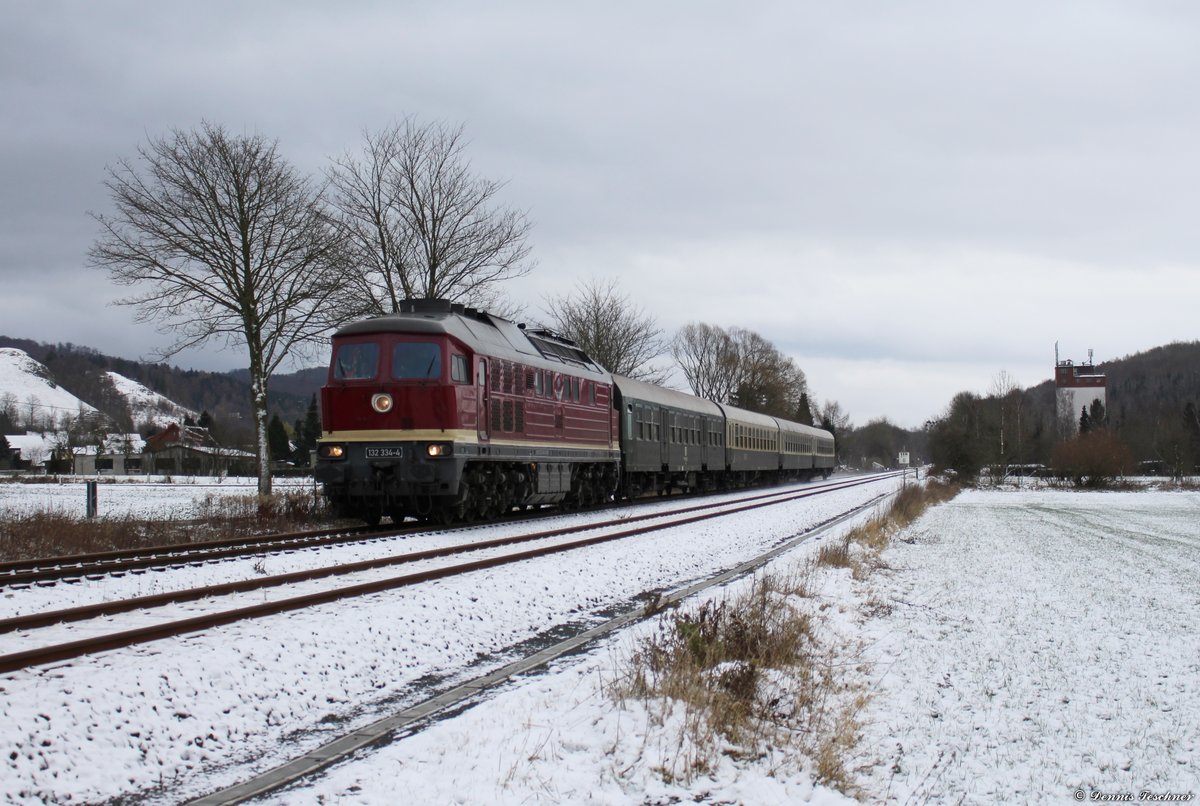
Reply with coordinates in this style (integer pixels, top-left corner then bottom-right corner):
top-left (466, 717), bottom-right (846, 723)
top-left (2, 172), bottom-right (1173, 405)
top-left (0, 524), bottom-right (389, 583)
top-left (0, 474), bottom-right (901, 675)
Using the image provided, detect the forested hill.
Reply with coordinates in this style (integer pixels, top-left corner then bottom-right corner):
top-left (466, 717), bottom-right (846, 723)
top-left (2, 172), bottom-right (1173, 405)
top-left (1023, 342), bottom-right (1200, 426)
top-left (0, 336), bottom-right (324, 435)
top-left (1030, 341), bottom-right (1200, 456)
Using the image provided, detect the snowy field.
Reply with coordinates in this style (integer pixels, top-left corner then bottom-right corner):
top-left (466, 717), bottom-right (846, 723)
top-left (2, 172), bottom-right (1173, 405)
top-left (855, 489), bottom-right (1200, 804)
top-left (0, 476), bottom-right (318, 521)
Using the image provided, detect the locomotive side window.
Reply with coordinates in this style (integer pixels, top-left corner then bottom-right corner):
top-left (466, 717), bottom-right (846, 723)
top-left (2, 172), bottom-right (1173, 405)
top-left (333, 342), bottom-right (380, 380)
top-left (451, 354), bottom-right (469, 383)
top-left (392, 342), bottom-right (442, 380)
top-left (535, 371), bottom-right (544, 397)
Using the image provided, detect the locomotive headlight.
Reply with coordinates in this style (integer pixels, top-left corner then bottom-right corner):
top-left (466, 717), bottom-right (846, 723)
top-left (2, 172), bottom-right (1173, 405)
top-left (426, 443), bottom-right (452, 457)
top-left (370, 393), bottom-right (394, 413)
top-left (319, 444), bottom-right (346, 459)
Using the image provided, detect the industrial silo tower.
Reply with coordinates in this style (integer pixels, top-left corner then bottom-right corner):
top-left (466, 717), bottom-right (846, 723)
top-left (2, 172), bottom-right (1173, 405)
top-left (1054, 344), bottom-right (1107, 437)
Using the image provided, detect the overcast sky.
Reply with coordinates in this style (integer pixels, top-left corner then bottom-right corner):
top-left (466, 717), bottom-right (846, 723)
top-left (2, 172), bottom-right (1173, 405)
top-left (3, 1), bottom-right (1199, 429)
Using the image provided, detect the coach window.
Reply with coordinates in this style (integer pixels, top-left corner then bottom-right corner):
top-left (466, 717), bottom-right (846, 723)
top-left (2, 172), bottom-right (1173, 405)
top-left (451, 354), bottom-right (469, 383)
top-left (333, 342), bottom-right (379, 380)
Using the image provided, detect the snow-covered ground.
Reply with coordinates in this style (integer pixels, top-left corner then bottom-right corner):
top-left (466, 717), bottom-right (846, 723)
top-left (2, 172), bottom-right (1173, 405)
top-left (0, 475), bottom-right (316, 520)
top-left (0, 477), bottom-right (898, 804)
top-left (854, 489), bottom-right (1200, 804)
top-left (4, 483), bottom-right (1198, 805)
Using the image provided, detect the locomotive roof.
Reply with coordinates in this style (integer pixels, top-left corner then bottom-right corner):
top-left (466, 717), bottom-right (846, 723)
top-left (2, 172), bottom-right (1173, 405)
top-left (334, 300), bottom-right (610, 380)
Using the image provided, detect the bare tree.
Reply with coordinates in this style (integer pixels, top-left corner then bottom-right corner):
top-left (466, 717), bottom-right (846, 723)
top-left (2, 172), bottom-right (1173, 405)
top-left (539, 277), bottom-right (669, 382)
top-left (671, 322), bottom-right (740, 401)
top-left (727, 327), bottom-right (809, 419)
top-left (89, 122), bottom-right (344, 495)
top-left (990, 369), bottom-right (1023, 472)
top-left (671, 322), bottom-right (809, 417)
top-left (327, 119), bottom-right (533, 318)
top-left (819, 399), bottom-right (851, 465)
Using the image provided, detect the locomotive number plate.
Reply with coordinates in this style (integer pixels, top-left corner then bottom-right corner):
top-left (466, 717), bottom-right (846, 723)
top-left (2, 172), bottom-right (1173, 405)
top-left (366, 447), bottom-right (404, 458)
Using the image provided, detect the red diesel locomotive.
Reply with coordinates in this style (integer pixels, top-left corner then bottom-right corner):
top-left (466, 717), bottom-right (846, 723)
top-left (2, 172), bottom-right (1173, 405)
top-left (314, 299), bottom-right (620, 525)
top-left (315, 299), bottom-right (836, 525)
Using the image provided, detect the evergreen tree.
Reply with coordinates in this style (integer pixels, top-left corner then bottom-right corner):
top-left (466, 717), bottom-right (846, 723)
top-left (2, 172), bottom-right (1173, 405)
top-left (288, 395), bottom-right (321, 466)
top-left (1079, 407), bottom-right (1091, 435)
top-left (795, 392), bottom-right (815, 426)
top-left (0, 433), bottom-right (10, 468)
top-left (292, 419), bottom-right (308, 466)
top-left (267, 414), bottom-right (291, 462)
top-left (1184, 402), bottom-right (1200, 472)
top-left (198, 410), bottom-right (214, 429)
top-left (1088, 398), bottom-right (1106, 430)
top-left (301, 394), bottom-right (321, 448)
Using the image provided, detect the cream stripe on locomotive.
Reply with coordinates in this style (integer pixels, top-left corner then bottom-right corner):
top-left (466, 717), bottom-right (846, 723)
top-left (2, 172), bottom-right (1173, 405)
top-left (321, 429), bottom-right (618, 453)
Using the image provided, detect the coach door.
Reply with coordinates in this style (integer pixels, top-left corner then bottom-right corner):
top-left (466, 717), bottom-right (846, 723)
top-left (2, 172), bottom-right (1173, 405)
top-left (477, 359), bottom-right (489, 443)
top-left (659, 407), bottom-right (669, 468)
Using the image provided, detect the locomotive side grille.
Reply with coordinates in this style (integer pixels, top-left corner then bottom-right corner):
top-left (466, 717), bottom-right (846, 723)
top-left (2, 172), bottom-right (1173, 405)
top-left (515, 401), bottom-right (525, 432)
top-left (491, 399), bottom-right (503, 432)
top-left (504, 361), bottom-right (514, 394)
top-left (503, 400), bottom-right (514, 431)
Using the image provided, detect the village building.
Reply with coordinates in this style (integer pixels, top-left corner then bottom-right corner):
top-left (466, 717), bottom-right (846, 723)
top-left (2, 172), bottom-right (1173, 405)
top-left (3, 423), bottom-right (254, 477)
top-left (141, 422), bottom-right (255, 477)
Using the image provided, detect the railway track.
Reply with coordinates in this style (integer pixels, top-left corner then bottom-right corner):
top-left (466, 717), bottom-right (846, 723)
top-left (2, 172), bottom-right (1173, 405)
top-left (0, 474), bottom-right (879, 588)
top-left (0, 472), bottom-right (901, 676)
top-left (0, 523), bottom-right (392, 587)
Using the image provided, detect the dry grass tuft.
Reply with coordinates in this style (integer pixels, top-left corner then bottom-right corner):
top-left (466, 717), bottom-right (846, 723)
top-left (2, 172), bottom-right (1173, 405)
top-left (837, 479), bottom-right (960, 581)
top-left (609, 476), bottom-right (961, 796)
top-left (0, 489), bottom-right (332, 562)
top-left (613, 569), bottom-right (862, 787)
